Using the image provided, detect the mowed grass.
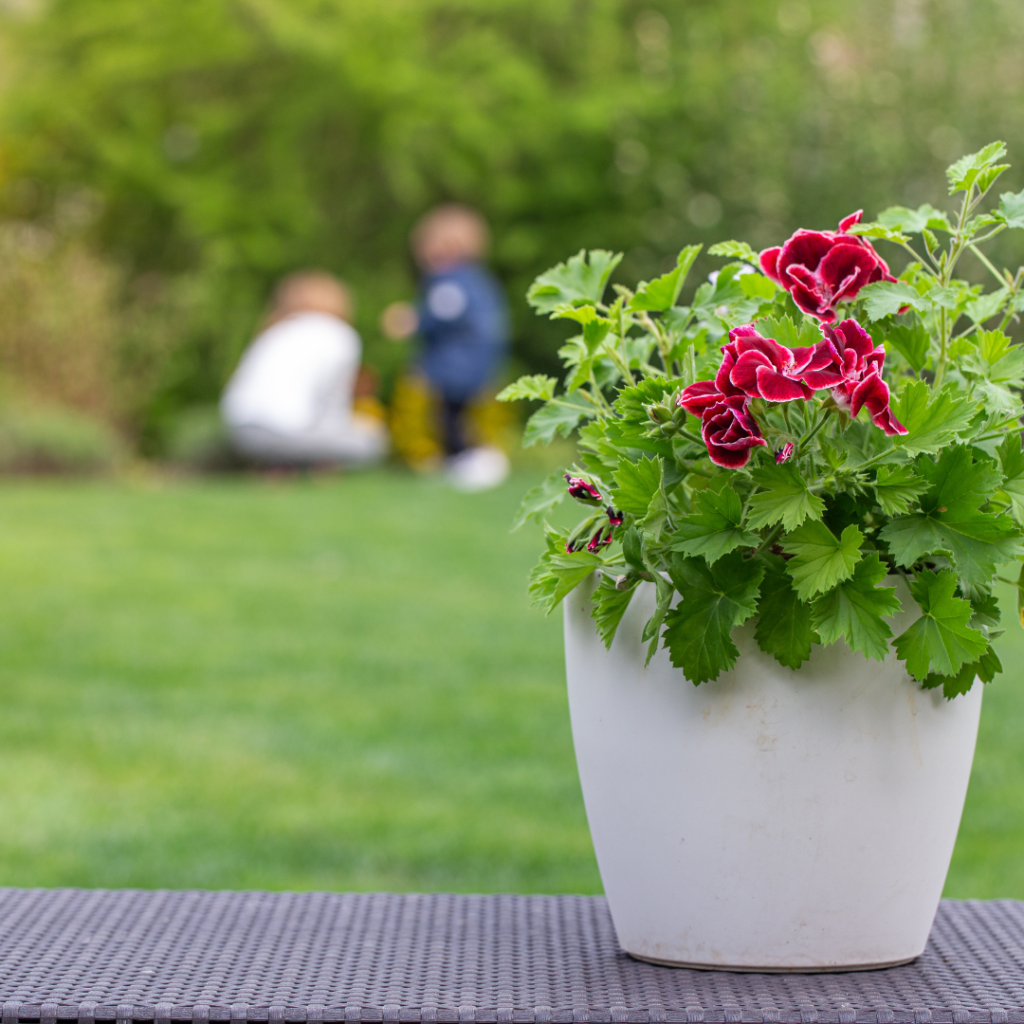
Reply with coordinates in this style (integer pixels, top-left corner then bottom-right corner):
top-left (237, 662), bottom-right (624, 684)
top-left (0, 471), bottom-right (1020, 896)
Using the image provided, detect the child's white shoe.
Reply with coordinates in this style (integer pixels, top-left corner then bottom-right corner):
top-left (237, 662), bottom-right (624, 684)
top-left (445, 446), bottom-right (510, 492)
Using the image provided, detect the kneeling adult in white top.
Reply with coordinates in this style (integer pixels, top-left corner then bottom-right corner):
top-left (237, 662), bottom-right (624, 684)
top-left (221, 271), bottom-right (388, 467)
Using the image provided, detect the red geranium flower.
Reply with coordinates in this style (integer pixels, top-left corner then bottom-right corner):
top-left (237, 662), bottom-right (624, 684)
top-left (759, 211), bottom-right (896, 323)
top-left (820, 319), bottom-right (907, 436)
top-left (700, 395), bottom-right (768, 469)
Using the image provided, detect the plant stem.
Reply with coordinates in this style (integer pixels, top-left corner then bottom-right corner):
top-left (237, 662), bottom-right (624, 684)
top-left (796, 408), bottom-right (829, 454)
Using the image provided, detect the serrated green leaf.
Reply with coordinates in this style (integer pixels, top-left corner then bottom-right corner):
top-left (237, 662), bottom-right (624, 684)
top-left (669, 487), bottom-right (760, 563)
top-left (880, 318), bottom-right (930, 374)
top-left (879, 445), bottom-right (1024, 586)
top-left (642, 573), bottom-right (675, 665)
top-left (964, 288), bottom-right (1008, 325)
top-left (496, 374), bottom-right (557, 403)
top-left (810, 553), bottom-right (901, 661)
top-left (708, 240), bottom-right (759, 263)
top-left (928, 284), bottom-right (962, 311)
top-left (877, 204), bottom-right (952, 234)
top-left (663, 552), bottom-right (765, 683)
top-left (845, 222), bottom-right (910, 244)
top-left (946, 141), bottom-right (1007, 195)
top-left (891, 381), bottom-right (976, 455)
top-left (511, 470), bottom-right (567, 531)
top-left (859, 281), bottom-right (928, 321)
top-left (752, 312), bottom-right (820, 351)
top-left (527, 250), bottom-right (623, 314)
top-left (893, 569), bottom-right (988, 680)
top-left (747, 462), bottom-right (825, 531)
top-left (997, 433), bottom-right (1024, 525)
top-left (783, 522), bottom-right (863, 600)
top-left (753, 557), bottom-right (815, 670)
top-left (922, 646), bottom-right (1001, 699)
top-left (522, 395), bottom-right (595, 447)
top-left (611, 455), bottom-right (661, 517)
top-left (960, 330), bottom-right (1024, 417)
top-left (622, 525), bottom-right (644, 571)
top-left (739, 274), bottom-right (778, 300)
top-left (629, 245), bottom-right (701, 312)
top-left (874, 464), bottom-right (929, 516)
top-left (591, 574), bottom-right (637, 649)
top-left (997, 189), bottom-right (1024, 229)
top-left (528, 531), bottom-right (604, 613)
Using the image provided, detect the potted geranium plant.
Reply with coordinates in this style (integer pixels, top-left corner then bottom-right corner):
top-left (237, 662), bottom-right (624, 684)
top-left (499, 142), bottom-right (1024, 972)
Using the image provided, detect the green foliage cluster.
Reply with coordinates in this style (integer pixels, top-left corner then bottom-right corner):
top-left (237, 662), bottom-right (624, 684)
top-left (502, 144), bottom-right (1024, 697)
top-left (2, 1), bottom-right (1024, 439)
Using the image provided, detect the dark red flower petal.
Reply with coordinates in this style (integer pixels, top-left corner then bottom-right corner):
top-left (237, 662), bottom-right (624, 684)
top-left (848, 371), bottom-right (890, 419)
top-left (777, 230), bottom-right (834, 277)
top-left (817, 244), bottom-right (877, 303)
top-left (759, 247), bottom-right (782, 284)
top-left (754, 365), bottom-right (813, 402)
top-left (729, 350), bottom-right (773, 395)
top-left (677, 379), bottom-right (723, 415)
top-left (837, 210), bottom-right (864, 233)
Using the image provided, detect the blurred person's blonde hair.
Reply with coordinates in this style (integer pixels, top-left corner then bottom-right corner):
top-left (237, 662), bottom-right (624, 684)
top-left (411, 204), bottom-right (490, 272)
top-left (267, 270), bottom-right (353, 327)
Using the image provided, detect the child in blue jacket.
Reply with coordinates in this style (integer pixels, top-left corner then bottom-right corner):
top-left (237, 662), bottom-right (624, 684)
top-left (383, 205), bottom-right (510, 488)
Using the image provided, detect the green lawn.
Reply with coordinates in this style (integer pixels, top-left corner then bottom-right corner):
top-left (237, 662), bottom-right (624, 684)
top-left (0, 471), bottom-right (1020, 896)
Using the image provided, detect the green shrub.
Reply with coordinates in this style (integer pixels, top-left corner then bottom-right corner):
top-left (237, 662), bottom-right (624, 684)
top-left (0, 401), bottom-right (122, 474)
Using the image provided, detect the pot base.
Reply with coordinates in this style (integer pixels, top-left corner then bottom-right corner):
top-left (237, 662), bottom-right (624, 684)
top-left (627, 951), bottom-right (919, 974)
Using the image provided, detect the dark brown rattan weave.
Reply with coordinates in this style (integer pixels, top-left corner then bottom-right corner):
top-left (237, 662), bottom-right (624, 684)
top-left (0, 891), bottom-right (1021, 1024)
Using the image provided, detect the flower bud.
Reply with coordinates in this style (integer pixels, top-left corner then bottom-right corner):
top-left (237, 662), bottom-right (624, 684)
top-left (775, 443), bottom-right (795, 465)
top-left (564, 473), bottom-right (603, 503)
top-left (606, 506), bottom-right (624, 526)
top-left (586, 526), bottom-right (614, 553)
top-left (647, 404), bottom-right (671, 425)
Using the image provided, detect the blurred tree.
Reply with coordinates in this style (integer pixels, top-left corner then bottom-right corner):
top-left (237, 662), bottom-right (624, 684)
top-left (0, 0), bottom-right (1022, 444)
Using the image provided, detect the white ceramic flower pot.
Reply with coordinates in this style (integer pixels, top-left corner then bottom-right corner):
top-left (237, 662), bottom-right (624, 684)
top-left (563, 574), bottom-right (983, 972)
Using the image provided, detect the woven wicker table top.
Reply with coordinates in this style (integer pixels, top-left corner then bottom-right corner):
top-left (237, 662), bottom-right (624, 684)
top-left (0, 890), bottom-right (1021, 1024)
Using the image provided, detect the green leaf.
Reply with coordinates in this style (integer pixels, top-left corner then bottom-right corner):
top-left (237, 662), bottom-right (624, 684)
top-left (783, 522), bottom-right (863, 600)
top-left (708, 240), bottom-right (759, 263)
top-left (642, 572), bottom-right (674, 665)
top-left (738, 274), bottom-right (778, 300)
top-left (922, 646), bottom-right (1001, 699)
top-left (997, 189), bottom-right (1024, 229)
top-left (858, 281), bottom-right (928, 321)
top-left (621, 525), bottom-right (644, 571)
top-left (522, 394), bottom-right (595, 447)
top-left (997, 433), bottom-right (1024, 525)
top-left (877, 204), bottom-right (952, 234)
top-left (752, 312), bottom-right (819, 351)
top-left (629, 245), bottom-right (701, 312)
top-left (874, 464), bottom-right (929, 516)
top-left (880, 317), bottom-right (930, 374)
top-left (511, 470), bottom-right (567, 531)
top-left (753, 557), bottom-right (816, 670)
top-left (893, 569), bottom-right (988, 680)
top-left (611, 455), bottom-right (661, 517)
top-left (891, 381), bottom-right (976, 456)
top-left (879, 445), bottom-right (1024, 586)
top-left (960, 329), bottom-right (1024, 416)
top-left (528, 530), bottom-right (604, 613)
top-left (591, 574), bottom-right (636, 649)
top-left (946, 141), bottom-right (1007, 195)
top-left (746, 462), bottom-right (826, 531)
top-left (527, 249), bottom-right (623, 314)
top-left (964, 288), bottom-right (1008, 325)
top-left (811, 553), bottom-right (901, 661)
top-left (553, 305), bottom-right (613, 353)
top-left (669, 486), bottom-right (760, 563)
top-left (496, 374), bottom-right (557, 403)
top-left (845, 222), bottom-right (910, 244)
top-left (662, 552), bottom-right (765, 684)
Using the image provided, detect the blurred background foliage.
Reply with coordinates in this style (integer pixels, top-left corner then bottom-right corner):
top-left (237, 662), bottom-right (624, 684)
top-left (0, 0), bottom-right (1022, 457)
